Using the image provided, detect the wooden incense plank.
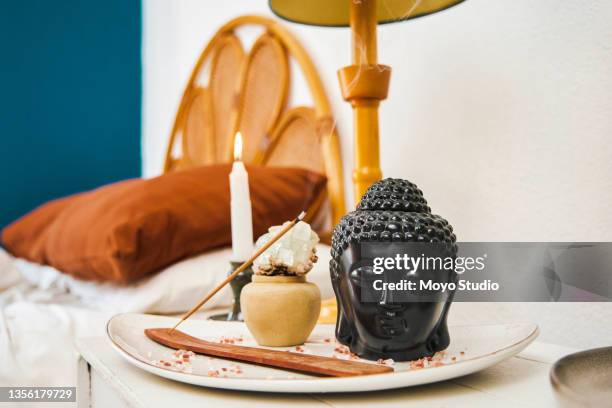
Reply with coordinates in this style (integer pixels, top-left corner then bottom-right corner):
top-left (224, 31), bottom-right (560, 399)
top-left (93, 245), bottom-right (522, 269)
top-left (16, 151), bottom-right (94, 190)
top-left (145, 328), bottom-right (393, 377)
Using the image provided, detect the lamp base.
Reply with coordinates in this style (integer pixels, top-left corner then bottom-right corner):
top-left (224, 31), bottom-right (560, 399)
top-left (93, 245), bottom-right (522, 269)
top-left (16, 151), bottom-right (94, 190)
top-left (208, 261), bottom-right (253, 322)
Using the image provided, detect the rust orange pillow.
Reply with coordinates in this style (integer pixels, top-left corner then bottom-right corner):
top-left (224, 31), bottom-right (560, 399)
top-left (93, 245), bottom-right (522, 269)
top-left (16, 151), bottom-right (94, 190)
top-left (2, 164), bottom-right (326, 283)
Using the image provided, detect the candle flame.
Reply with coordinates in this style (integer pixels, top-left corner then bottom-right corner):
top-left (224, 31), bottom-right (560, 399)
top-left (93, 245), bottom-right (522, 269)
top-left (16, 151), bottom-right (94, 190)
top-left (233, 132), bottom-right (243, 161)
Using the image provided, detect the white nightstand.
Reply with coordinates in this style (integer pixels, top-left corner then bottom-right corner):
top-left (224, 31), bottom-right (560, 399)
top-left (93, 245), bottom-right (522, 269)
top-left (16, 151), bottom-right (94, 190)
top-left (75, 330), bottom-right (575, 408)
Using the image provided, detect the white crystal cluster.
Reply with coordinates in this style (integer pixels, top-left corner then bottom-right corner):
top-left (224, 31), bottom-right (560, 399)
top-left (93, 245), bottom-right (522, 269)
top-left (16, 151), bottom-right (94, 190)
top-left (253, 221), bottom-right (319, 276)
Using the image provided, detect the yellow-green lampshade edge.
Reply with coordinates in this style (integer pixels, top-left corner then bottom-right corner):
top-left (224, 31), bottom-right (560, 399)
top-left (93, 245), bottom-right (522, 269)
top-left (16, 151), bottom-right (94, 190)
top-left (269, 0), bottom-right (466, 27)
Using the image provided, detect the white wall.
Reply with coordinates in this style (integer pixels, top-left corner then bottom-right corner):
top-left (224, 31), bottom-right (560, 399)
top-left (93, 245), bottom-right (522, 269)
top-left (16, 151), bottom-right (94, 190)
top-left (143, 0), bottom-right (612, 349)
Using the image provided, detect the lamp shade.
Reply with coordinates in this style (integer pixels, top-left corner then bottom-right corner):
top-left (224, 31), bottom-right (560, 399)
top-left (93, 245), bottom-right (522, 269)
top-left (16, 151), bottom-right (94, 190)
top-left (269, 0), bottom-right (465, 27)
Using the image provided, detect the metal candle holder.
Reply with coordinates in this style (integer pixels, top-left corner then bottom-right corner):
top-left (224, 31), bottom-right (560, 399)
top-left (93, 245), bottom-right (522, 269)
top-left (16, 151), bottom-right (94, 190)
top-left (209, 261), bottom-right (253, 322)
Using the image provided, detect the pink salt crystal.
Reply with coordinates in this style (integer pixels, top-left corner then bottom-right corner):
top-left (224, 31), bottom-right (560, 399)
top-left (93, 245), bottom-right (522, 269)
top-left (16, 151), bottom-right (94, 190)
top-left (334, 346), bottom-right (348, 354)
top-left (410, 359), bottom-right (426, 369)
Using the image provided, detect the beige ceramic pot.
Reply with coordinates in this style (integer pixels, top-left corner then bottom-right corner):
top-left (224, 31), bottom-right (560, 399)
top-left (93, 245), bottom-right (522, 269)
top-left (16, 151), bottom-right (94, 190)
top-left (241, 275), bottom-right (321, 347)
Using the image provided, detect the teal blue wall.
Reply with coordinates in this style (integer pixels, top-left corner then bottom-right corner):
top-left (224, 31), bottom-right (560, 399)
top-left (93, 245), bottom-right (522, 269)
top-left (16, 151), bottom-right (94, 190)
top-left (0, 0), bottom-right (141, 228)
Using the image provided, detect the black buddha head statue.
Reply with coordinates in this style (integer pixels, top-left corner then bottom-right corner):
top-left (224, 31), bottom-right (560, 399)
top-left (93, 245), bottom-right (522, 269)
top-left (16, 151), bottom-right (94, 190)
top-left (330, 178), bottom-right (457, 361)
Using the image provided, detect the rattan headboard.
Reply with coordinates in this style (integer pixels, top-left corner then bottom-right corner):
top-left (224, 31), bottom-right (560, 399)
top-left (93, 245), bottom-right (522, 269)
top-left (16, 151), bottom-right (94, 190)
top-left (164, 15), bottom-right (345, 229)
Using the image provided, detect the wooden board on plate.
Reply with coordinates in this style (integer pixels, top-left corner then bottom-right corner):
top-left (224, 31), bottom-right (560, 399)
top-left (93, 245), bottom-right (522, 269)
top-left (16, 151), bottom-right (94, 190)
top-left (145, 328), bottom-right (393, 377)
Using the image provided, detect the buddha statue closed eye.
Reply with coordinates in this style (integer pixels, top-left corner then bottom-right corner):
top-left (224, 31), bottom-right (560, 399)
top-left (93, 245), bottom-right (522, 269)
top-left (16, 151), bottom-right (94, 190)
top-left (330, 178), bottom-right (458, 361)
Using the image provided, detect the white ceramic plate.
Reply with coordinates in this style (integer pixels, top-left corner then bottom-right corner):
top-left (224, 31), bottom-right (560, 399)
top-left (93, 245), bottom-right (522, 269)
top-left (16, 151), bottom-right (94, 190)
top-left (107, 313), bottom-right (538, 393)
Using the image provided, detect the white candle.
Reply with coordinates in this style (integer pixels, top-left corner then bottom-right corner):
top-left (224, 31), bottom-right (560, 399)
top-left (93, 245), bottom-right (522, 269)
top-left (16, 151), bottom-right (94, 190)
top-left (230, 132), bottom-right (254, 261)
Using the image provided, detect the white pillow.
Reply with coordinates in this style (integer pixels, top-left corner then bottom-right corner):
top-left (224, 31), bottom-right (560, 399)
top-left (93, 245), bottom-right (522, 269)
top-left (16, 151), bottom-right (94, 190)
top-left (13, 244), bottom-right (334, 314)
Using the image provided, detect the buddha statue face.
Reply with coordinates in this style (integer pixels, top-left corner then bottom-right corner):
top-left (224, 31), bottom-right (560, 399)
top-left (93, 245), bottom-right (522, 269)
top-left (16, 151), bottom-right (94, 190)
top-left (331, 244), bottom-right (454, 361)
top-left (330, 178), bottom-right (457, 361)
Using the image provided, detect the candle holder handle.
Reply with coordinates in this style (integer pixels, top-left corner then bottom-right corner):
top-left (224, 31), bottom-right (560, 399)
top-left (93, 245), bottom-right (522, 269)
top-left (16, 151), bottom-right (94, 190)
top-left (210, 261), bottom-right (253, 322)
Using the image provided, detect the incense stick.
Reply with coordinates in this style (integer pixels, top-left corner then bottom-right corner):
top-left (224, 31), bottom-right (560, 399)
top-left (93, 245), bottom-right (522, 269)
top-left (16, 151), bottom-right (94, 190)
top-left (170, 211), bottom-right (306, 332)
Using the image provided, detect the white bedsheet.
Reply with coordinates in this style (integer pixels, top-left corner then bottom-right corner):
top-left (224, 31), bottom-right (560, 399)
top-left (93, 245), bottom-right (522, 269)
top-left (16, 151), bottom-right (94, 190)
top-left (0, 248), bottom-right (111, 391)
